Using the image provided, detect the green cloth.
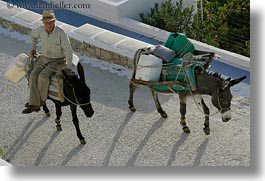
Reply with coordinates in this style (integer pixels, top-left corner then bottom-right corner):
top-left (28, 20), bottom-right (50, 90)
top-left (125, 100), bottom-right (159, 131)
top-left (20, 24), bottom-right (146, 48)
top-left (165, 33), bottom-right (195, 57)
top-left (151, 61), bottom-right (204, 91)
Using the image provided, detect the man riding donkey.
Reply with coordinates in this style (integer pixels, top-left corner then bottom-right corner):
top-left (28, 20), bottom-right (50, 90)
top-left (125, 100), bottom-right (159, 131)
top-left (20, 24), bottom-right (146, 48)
top-left (22, 10), bottom-right (75, 114)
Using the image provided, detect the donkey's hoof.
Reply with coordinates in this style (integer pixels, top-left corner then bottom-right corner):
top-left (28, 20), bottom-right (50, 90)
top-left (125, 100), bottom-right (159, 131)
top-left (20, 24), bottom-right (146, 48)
top-left (56, 125), bottom-right (62, 131)
top-left (203, 127), bottom-right (210, 135)
top-left (45, 112), bottom-right (51, 117)
top-left (129, 106), bottom-right (136, 112)
top-left (183, 126), bottom-right (190, 133)
top-left (80, 139), bottom-right (86, 145)
top-left (160, 112), bottom-right (168, 118)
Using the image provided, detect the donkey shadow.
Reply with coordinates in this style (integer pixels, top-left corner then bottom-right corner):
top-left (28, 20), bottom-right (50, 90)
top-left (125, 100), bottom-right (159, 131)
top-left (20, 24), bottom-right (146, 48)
top-left (193, 138), bottom-right (209, 166)
top-left (61, 144), bottom-right (84, 166)
top-left (34, 131), bottom-right (61, 166)
top-left (102, 112), bottom-right (134, 166)
top-left (126, 118), bottom-right (165, 166)
top-left (167, 133), bottom-right (189, 166)
top-left (3, 116), bottom-right (49, 162)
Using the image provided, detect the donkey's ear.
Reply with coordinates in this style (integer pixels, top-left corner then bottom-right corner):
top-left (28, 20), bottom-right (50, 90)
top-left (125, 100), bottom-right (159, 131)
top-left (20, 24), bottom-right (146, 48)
top-left (221, 79), bottom-right (230, 90)
top-left (77, 62), bottom-right (85, 82)
top-left (229, 76), bottom-right (246, 87)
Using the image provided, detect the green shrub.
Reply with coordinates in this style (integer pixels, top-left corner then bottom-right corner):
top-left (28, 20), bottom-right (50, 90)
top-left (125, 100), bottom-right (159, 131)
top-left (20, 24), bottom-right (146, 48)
top-left (0, 148), bottom-right (3, 158)
top-left (140, 0), bottom-right (250, 57)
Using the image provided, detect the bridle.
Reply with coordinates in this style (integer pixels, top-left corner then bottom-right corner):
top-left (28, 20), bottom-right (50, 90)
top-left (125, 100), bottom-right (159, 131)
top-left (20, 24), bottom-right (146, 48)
top-left (216, 88), bottom-right (230, 113)
top-left (188, 84), bottom-right (230, 117)
top-left (62, 87), bottom-right (91, 106)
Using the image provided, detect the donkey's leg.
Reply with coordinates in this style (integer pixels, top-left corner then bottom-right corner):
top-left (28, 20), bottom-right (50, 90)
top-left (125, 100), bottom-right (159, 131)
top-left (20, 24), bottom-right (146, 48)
top-left (128, 82), bottom-right (137, 112)
top-left (179, 95), bottom-right (190, 133)
top-left (150, 89), bottom-right (167, 118)
top-left (70, 104), bottom-right (86, 144)
top-left (55, 102), bottom-right (62, 131)
top-left (180, 103), bottom-right (191, 133)
top-left (42, 103), bottom-right (51, 117)
top-left (201, 98), bottom-right (210, 135)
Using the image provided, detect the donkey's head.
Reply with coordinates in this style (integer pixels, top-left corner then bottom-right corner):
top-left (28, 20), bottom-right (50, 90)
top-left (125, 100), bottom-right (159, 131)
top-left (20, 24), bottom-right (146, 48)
top-left (62, 62), bottom-right (94, 117)
top-left (211, 75), bottom-right (246, 122)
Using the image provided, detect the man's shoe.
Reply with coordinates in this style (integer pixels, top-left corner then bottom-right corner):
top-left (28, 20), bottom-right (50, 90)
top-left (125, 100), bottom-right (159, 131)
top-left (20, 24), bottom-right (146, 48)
top-left (22, 105), bottom-right (40, 114)
top-left (25, 102), bottom-right (29, 108)
top-left (25, 101), bottom-right (45, 107)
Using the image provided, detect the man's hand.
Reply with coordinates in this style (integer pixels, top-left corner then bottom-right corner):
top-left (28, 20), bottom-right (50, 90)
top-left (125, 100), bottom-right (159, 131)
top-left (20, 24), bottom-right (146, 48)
top-left (64, 68), bottom-right (75, 76)
top-left (30, 50), bottom-right (37, 58)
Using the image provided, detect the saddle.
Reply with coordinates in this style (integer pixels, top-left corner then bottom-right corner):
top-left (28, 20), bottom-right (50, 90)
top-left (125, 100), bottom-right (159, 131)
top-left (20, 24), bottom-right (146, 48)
top-left (48, 69), bottom-right (76, 102)
top-left (48, 74), bottom-right (64, 102)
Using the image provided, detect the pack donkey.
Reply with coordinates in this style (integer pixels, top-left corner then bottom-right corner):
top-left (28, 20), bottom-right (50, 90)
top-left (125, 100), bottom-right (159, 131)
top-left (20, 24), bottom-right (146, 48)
top-left (128, 50), bottom-right (246, 135)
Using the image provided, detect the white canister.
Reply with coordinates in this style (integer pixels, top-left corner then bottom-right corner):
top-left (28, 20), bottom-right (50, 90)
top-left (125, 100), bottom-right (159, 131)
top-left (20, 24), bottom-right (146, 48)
top-left (135, 54), bottom-right (162, 82)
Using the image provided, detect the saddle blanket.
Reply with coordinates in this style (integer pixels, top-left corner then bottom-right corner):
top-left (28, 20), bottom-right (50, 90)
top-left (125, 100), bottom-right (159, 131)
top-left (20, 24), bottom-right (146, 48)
top-left (48, 74), bottom-right (64, 102)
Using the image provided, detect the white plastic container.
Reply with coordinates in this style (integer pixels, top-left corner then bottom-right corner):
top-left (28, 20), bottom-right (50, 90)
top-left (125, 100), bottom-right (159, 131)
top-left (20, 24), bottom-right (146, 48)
top-left (4, 53), bottom-right (28, 83)
top-left (135, 54), bottom-right (162, 82)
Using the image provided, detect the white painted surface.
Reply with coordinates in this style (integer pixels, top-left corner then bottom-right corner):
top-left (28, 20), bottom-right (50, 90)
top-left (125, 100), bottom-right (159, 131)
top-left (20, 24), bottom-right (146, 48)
top-left (42, 0), bottom-right (195, 23)
top-left (0, 158), bottom-right (11, 166)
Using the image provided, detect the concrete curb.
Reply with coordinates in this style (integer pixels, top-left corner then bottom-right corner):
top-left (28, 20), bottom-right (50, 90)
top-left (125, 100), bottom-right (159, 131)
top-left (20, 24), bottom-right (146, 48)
top-left (0, 158), bottom-right (11, 166)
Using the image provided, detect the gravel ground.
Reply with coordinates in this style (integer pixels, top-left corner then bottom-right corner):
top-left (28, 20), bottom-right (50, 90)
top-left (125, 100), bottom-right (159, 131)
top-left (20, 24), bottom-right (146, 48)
top-left (0, 28), bottom-right (250, 166)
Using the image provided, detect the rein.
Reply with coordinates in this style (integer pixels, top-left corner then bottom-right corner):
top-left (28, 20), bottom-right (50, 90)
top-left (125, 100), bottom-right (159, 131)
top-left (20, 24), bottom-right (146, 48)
top-left (59, 80), bottom-right (91, 106)
top-left (71, 87), bottom-right (91, 106)
top-left (188, 84), bottom-right (230, 117)
top-left (189, 89), bottom-right (218, 117)
top-left (216, 88), bottom-right (230, 113)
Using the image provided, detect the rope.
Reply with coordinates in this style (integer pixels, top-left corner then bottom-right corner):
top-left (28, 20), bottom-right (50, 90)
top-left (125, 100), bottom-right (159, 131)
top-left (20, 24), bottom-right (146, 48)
top-left (62, 88), bottom-right (91, 106)
top-left (188, 88), bottom-right (219, 117)
top-left (167, 67), bottom-right (220, 117)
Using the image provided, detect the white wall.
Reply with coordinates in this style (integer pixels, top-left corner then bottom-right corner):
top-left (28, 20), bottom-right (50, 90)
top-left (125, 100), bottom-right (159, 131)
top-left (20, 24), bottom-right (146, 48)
top-left (42, 0), bottom-right (196, 23)
top-left (117, 0), bottom-right (197, 21)
top-left (43, 0), bottom-right (119, 23)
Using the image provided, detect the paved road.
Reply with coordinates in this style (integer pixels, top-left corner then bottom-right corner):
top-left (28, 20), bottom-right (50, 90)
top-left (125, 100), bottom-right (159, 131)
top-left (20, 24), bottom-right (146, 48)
top-left (0, 30), bottom-right (250, 166)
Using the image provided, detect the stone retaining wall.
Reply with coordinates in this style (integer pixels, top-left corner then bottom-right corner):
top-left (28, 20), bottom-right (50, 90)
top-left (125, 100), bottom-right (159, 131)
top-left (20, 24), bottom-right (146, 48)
top-left (0, 16), bottom-right (135, 69)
